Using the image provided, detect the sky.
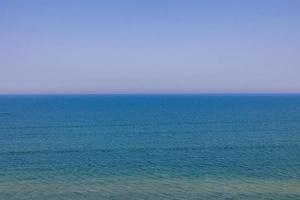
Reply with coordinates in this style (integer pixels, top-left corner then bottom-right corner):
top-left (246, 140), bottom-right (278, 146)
top-left (0, 0), bottom-right (300, 94)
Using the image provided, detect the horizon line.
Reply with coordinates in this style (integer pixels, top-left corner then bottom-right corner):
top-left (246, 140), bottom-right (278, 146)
top-left (0, 92), bottom-right (300, 96)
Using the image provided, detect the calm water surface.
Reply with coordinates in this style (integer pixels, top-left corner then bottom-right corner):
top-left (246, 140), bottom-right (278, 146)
top-left (0, 95), bottom-right (300, 200)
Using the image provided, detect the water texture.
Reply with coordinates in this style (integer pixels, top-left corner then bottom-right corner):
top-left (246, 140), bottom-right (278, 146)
top-left (0, 95), bottom-right (300, 199)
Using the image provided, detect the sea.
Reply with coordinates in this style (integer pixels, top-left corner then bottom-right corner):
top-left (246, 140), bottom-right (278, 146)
top-left (0, 94), bottom-right (300, 200)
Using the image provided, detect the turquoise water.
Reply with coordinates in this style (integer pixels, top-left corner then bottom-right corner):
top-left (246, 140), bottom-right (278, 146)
top-left (0, 95), bottom-right (300, 200)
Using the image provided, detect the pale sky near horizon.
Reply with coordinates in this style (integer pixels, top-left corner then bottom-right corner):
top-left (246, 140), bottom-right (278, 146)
top-left (0, 0), bottom-right (300, 94)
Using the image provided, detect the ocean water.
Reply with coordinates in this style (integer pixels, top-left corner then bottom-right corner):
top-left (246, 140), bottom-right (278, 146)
top-left (0, 94), bottom-right (300, 200)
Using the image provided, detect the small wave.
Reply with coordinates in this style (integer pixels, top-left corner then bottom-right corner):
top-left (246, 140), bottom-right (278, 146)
top-left (0, 119), bottom-right (299, 130)
top-left (0, 112), bottom-right (13, 115)
top-left (1, 143), bottom-right (299, 156)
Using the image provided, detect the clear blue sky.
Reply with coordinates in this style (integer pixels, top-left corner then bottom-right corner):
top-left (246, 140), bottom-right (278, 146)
top-left (1, 0), bottom-right (299, 94)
